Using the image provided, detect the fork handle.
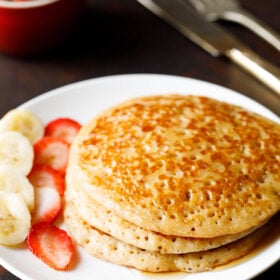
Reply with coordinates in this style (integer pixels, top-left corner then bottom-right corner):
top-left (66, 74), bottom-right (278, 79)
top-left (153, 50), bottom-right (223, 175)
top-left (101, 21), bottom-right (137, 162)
top-left (226, 47), bottom-right (280, 95)
top-left (222, 9), bottom-right (280, 52)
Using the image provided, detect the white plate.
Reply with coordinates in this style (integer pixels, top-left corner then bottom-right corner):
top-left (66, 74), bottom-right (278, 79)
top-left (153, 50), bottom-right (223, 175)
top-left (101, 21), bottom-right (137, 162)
top-left (0, 74), bottom-right (279, 280)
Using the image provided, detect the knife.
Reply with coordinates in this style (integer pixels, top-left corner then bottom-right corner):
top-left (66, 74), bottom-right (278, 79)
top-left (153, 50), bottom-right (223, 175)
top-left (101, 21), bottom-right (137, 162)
top-left (137, 0), bottom-right (280, 95)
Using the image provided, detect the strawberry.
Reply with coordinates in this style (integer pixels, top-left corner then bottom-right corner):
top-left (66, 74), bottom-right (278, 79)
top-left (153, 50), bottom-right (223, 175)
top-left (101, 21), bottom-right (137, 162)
top-left (28, 164), bottom-right (65, 197)
top-left (32, 184), bottom-right (62, 224)
top-left (27, 223), bottom-right (74, 271)
top-left (28, 164), bottom-right (63, 224)
top-left (45, 118), bottom-right (81, 144)
top-left (33, 137), bottom-right (70, 175)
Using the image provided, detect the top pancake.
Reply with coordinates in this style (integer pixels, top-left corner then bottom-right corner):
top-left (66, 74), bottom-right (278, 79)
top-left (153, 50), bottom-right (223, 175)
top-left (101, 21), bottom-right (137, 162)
top-left (67, 95), bottom-right (280, 238)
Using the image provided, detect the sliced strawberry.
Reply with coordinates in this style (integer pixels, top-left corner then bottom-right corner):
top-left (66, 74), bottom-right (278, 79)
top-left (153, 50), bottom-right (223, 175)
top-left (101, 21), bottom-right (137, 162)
top-left (45, 118), bottom-right (81, 144)
top-left (33, 137), bottom-right (70, 175)
top-left (27, 223), bottom-right (74, 271)
top-left (32, 184), bottom-right (62, 224)
top-left (28, 164), bottom-right (65, 197)
top-left (28, 164), bottom-right (63, 223)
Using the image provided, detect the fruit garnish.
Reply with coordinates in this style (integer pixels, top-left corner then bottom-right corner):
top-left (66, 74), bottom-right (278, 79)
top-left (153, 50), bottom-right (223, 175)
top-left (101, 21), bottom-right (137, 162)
top-left (27, 223), bottom-right (74, 271)
top-left (45, 118), bottom-right (81, 144)
top-left (33, 137), bottom-right (70, 175)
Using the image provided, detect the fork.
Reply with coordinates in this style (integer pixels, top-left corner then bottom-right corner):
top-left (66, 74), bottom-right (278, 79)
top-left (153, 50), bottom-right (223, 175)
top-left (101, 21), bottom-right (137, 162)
top-left (188, 0), bottom-right (280, 52)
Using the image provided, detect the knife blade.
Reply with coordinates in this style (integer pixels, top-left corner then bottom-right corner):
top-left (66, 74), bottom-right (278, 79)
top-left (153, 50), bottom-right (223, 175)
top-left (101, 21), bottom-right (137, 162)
top-left (137, 0), bottom-right (280, 95)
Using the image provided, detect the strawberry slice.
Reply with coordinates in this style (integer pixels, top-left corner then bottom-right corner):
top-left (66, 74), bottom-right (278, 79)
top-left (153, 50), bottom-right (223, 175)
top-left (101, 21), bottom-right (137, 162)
top-left (28, 164), bottom-right (65, 197)
top-left (27, 223), bottom-right (74, 271)
top-left (33, 137), bottom-right (70, 175)
top-left (45, 118), bottom-right (81, 144)
top-left (32, 184), bottom-right (62, 224)
top-left (28, 164), bottom-right (63, 224)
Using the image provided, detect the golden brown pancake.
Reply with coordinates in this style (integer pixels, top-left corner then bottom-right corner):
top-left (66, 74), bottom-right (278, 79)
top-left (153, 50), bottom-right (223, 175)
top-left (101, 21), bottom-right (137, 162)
top-left (64, 201), bottom-right (276, 273)
top-left (65, 177), bottom-right (266, 254)
top-left (66, 95), bottom-right (280, 237)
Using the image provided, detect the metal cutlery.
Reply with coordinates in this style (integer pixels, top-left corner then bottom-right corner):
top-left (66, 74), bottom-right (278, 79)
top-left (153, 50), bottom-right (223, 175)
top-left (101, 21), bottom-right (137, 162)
top-left (188, 0), bottom-right (280, 51)
top-left (137, 0), bottom-right (280, 95)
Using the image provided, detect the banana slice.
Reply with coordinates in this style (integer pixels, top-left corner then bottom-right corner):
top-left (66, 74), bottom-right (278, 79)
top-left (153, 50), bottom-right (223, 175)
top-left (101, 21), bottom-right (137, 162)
top-left (0, 166), bottom-right (34, 211)
top-left (0, 131), bottom-right (34, 175)
top-left (0, 108), bottom-right (44, 144)
top-left (0, 191), bottom-right (31, 246)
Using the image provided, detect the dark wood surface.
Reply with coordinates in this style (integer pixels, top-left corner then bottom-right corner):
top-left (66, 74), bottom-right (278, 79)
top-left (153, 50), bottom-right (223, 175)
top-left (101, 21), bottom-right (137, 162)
top-left (0, 0), bottom-right (279, 279)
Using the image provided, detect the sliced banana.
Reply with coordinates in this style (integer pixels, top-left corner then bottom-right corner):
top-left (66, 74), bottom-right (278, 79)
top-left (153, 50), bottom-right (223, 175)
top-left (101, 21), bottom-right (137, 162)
top-left (0, 191), bottom-right (31, 246)
top-left (0, 131), bottom-right (34, 175)
top-left (0, 108), bottom-right (44, 144)
top-left (0, 166), bottom-right (34, 211)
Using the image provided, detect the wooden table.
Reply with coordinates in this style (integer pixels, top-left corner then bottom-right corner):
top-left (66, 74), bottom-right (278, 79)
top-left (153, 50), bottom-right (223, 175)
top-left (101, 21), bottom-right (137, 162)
top-left (0, 0), bottom-right (279, 279)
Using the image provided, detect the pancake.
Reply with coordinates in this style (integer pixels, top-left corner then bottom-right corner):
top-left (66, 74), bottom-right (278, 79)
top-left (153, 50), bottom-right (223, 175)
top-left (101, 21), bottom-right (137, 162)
top-left (67, 95), bottom-right (280, 238)
top-left (64, 201), bottom-right (275, 273)
top-left (65, 177), bottom-right (265, 254)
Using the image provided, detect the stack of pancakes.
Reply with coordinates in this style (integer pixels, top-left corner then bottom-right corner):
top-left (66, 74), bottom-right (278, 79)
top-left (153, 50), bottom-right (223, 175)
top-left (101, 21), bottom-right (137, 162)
top-left (64, 95), bottom-right (280, 273)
